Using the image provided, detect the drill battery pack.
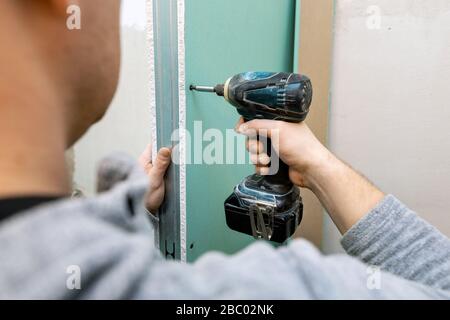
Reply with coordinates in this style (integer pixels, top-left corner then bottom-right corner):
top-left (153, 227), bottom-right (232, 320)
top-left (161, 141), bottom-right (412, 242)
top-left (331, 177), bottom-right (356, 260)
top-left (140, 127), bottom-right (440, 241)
top-left (224, 174), bottom-right (303, 243)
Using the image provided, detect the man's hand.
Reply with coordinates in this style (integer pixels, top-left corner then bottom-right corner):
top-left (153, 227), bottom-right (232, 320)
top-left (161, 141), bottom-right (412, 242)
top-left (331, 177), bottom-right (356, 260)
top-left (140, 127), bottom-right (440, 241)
top-left (236, 117), bottom-right (384, 234)
top-left (236, 117), bottom-right (331, 189)
top-left (139, 144), bottom-right (172, 214)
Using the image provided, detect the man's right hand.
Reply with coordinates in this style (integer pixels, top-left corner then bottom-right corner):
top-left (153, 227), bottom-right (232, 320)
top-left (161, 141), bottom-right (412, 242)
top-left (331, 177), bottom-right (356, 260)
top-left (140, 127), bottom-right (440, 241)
top-left (235, 117), bottom-right (331, 190)
top-left (236, 117), bottom-right (385, 234)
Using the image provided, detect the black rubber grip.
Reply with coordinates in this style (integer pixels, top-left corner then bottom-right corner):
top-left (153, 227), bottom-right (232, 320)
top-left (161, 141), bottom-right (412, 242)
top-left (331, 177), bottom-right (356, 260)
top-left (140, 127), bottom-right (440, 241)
top-left (264, 138), bottom-right (292, 187)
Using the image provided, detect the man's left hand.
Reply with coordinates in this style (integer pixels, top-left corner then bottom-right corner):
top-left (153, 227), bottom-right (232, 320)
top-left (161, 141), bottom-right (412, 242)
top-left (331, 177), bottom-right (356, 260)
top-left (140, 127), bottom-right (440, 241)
top-left (139, 144), bottom-right (172, 214)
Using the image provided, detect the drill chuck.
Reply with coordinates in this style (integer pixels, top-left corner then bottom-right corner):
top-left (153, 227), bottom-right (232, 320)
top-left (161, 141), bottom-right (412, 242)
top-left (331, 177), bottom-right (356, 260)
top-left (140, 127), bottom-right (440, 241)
top-left (190, 84), bottom-right (225, 96)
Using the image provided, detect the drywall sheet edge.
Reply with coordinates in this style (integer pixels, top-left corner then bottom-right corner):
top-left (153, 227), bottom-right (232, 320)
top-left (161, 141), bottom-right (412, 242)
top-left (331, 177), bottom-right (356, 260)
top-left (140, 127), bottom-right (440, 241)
top-left (146, 0), bottom-right (159, 248)
top-left (177, 0), bottom-right (187, 263)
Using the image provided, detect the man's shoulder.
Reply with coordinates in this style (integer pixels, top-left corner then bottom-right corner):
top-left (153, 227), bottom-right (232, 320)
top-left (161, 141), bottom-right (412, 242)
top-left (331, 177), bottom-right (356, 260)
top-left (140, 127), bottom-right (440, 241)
top-left (1, 171), bottom-right (149, 233)
top-left (0, 173), bottom-right (155, 299)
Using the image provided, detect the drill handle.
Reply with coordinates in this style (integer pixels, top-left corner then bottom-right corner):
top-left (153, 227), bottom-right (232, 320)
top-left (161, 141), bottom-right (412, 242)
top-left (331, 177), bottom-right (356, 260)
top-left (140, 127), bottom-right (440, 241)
top-left (262, 137), bottom-right (293, 187)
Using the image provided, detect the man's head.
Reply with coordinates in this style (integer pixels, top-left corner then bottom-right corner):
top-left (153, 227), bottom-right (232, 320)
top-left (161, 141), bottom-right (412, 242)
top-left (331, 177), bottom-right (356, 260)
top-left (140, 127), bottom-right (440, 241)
top-left (0, 0), bottom-right (121, 146)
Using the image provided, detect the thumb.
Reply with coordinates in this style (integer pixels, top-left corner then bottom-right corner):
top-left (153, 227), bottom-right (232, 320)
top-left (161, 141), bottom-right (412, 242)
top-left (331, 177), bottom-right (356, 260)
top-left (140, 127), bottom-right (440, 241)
top-left (153, 148), bottom-right (172, 174)
top-left (237, 119), bottom-right (282, 138)
top-left (149, 148), bottom-right (172, 185)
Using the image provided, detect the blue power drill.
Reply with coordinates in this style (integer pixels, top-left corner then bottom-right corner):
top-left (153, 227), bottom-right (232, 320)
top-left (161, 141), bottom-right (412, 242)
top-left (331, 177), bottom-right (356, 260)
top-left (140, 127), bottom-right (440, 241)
top-left (190, 72), bottom-right (313, 243)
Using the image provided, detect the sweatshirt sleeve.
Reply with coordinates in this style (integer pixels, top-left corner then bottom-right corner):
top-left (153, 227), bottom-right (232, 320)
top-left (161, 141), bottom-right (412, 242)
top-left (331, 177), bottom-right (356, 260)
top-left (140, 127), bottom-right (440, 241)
top-left (341, 194), bottom-right (450, 290)
top-left (2, 181), bottom-right (449, 299)
top-left (137, 239), bottom-right (450, 300)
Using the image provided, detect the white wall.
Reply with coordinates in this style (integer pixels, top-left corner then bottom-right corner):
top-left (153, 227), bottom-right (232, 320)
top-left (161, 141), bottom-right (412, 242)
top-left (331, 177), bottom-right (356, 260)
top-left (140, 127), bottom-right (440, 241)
top-left (73, 0), bottom-right (150, 195)
top-left (323, 0), bottom-right (450, 253)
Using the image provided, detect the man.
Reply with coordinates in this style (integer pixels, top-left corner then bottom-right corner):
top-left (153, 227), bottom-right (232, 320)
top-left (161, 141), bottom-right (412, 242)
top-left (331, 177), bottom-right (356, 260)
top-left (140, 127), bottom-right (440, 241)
top-left (0, 0), bottom-right (449, 299)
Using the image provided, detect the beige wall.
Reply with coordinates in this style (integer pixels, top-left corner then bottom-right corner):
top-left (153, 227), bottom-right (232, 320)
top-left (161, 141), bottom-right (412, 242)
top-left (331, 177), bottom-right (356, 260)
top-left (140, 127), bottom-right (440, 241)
top-left (324, 0), bottom-right (450, 253)
top-left (295, 0), bottom-right (335, 248)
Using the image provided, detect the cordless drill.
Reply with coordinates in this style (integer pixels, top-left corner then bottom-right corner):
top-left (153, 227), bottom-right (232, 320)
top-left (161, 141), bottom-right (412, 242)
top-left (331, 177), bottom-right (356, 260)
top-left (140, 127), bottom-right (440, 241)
top-left (190, 72), bottom-right (313, 243)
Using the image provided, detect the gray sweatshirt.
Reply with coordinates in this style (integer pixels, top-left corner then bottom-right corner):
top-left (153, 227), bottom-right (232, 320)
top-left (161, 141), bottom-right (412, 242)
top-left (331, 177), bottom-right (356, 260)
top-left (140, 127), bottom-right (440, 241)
top-left (0, 154), bottom-right (449, 299)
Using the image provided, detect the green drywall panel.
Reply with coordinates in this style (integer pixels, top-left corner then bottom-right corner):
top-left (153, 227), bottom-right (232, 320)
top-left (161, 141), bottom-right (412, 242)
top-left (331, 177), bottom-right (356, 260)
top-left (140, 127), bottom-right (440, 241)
top-left (185, 0), bottom-right (296, 262)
